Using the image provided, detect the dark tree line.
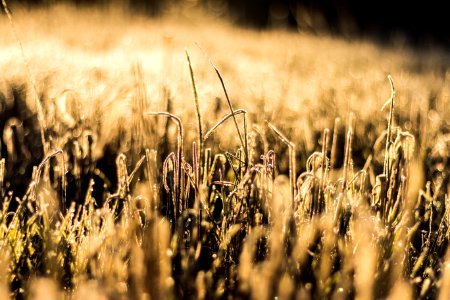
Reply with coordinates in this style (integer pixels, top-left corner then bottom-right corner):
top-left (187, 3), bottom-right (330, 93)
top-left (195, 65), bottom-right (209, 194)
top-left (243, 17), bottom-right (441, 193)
top-left (6, 0), bottom-right (450, 47)
top-left (225, 0), bottom-right (449, 46)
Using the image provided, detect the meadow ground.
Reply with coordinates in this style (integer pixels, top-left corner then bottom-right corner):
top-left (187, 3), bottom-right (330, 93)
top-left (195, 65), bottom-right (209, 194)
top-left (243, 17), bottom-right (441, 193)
top-left (0, 4), bottom-right (449, 299)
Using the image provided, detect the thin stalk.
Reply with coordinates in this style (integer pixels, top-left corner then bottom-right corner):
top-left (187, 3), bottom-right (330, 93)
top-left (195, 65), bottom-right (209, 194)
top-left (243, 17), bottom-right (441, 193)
top-left (145, 148), bottom-right (158, 213)
top-left (128, 155), bottom-right (146, 186)
top-left (208, 154), bottom-right (227, 186)
top-left (266, 121), bottom-right (296, 207)
top-left (210, 63), bottom-right (248, 167)
top-left (202, 148), bottom-right (211, 187)
top-left (330, 117), bottom-right (340, 169)
top-left (116, 153), bottom-right (129, 199)
top-left (342, 113), bottom-right (354, 192)
top-left (319, 129), bottom-right (329, 209)
top-left (185, 49), bottom-right (203, 179)
top-left (243, 112), bottom-right (248, 168)
top-left (382, 75), bottom-right (396, 178)
top-left (0, 158), bottom-right (5, 198)
top-left (192, 142), bottom-right (199, 189)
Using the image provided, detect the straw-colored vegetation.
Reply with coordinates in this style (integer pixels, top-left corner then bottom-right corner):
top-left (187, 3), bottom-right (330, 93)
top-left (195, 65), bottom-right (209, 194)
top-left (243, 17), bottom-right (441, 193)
top-left (0, 4), bottom-right (449, 299)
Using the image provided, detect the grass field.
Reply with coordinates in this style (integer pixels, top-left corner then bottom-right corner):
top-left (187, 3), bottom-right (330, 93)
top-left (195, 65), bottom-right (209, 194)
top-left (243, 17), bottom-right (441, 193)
top-left (0, 4), bottom-right (449, 299)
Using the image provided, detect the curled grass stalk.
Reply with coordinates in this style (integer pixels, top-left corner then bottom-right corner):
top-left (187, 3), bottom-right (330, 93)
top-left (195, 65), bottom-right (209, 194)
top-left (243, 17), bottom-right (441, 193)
top-left (203, 109), bottom-right (247, 142)
top-left (349, 170), bottom-right (367, 196)
top-left (306, 152), bottom-right (324, 172)
top-left (32, 149), bottom-right (66, 211)
top-left (146, 112), bottom-right (184, 213)
top-left (182, 159), bottom-right (197, 191)
top-left (162, 152), bottom-right (176, 193)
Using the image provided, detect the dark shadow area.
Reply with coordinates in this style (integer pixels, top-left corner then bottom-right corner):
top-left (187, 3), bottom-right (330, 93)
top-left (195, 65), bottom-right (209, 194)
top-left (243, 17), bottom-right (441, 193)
top-left (5, 0), bottom-right (449, 49)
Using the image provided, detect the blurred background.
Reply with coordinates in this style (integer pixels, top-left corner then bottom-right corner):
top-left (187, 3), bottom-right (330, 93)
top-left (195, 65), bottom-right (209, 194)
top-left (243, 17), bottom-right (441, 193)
top-left (8, 0), bottom-right (449, 48)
